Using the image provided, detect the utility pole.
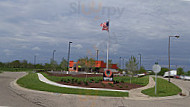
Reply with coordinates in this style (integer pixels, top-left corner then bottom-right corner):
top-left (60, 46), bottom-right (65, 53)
top-left (168, 35), bottom-right (180, 82)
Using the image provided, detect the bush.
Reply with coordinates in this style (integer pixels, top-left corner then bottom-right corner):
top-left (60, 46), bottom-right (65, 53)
top-left (63, 79), bottom-right (67, 83)
top-left (101, 83), bottom-right (105, 87)
top-left (114, 80), bottom-right (119, 84)
top-left (95, 80), bottom-right (99, 83)
top-left (75, 79), bottom-right (78, 83)
top-left (108, 83), bottom-right (114, 87)
top-left (61, 78), bottom-right (64, 82)
top-left (83, 80), bottom-right (88, 86)
top-left (77, 80), bottom-right (81, 84)
top-left (119, 86), bottom-right (123, 88)
top-left (121, 80), bottom-right (124, 83)
top-left (89, 80), bottom-right (93, 83)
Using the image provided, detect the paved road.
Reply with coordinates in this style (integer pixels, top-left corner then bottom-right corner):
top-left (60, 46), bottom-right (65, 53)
top-left (0, 72), bottom-right (190, 107)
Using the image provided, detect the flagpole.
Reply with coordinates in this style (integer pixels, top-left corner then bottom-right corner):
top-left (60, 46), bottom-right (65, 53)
top-left (106, 19), bottom-right (110, 70)
top-left (106, 31), bottom-right (109, 69)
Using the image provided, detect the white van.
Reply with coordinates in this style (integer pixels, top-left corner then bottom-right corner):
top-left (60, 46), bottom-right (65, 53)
top-left (163, 70), bottom-right (177, 77)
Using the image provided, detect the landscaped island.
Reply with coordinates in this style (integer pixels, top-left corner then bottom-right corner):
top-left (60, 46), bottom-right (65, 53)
top-left (42, 72), bottom-right (149, 90)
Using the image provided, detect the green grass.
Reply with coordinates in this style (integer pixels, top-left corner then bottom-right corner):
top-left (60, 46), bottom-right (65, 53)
top-left (142, 77), bottom-right (182, 97)
top-left (42, 72), bottom-right (149, 86)
top-left (17, 73), bottom-right (128, 97)
top-left (0, 68), bottom-right (34, 72)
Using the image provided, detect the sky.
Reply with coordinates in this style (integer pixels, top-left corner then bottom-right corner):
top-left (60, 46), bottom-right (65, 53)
top-left (0, 0), bottom-right (190, 71)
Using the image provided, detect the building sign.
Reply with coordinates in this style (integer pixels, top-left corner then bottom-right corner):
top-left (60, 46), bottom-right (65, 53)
top-left (103, 69), bottom-right (113, 81)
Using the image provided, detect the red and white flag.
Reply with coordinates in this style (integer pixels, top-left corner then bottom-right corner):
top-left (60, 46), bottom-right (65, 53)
top-left (100, 21), bottom-right (109, 31)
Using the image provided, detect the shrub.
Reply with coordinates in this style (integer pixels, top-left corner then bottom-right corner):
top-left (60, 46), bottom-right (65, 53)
top-left (75, 79), bottom-right (78, 83)
top-left (64, 79), bottom-right (67, 83)
top-left (120, 86), bottom-right (123, 88)
top-left (114, 80), bottom-right (119, 84)
top-left (95, 80), bottom-right (99, 83)
top-left (125, 86), bottom-right (128, 88)
top-left (121, 80), bottom-right (124, 83)
top-left (77, 80), bottom-right (81, 84)
top-left (61, 78), bottom-right (64, 82)
top-left (108, 83), bottom-right (114, 87)
top-left (89, 80), bottom-right (93, 83)
top-left (83, 80), bottom-right (88, 86)
top-left (101, 83), bottom-right (105, 87)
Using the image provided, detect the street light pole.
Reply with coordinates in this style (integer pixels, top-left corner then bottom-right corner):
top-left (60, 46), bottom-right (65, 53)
top-left (53, 50), bottom-right (56, 61)
top-left (96, 50), bottom-right (99, 61)
top-left (67, 41), bottom-right (72, 71)
top-left (168, 35), bottom-right (180, 82)
top-left (138, 53), bottom-right (141, 70)
top-left (120, 57), bottom-right (122, 69)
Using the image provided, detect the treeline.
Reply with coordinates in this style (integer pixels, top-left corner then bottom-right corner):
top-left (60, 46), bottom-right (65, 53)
top-left (0, 58), bottom-right (68, 71)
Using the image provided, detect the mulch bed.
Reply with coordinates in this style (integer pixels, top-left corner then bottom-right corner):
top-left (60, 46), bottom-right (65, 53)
top-left (47, 72), bottom-right (103, 78)
top-left (57, 81), bottom-right (143, 90)
top-left (46, 72), bottom-right (143, 90)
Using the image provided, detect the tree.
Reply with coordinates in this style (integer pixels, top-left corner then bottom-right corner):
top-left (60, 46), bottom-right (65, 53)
top-left (50, 59), bottom-right (58, 71)
top-left (138, 66), bottom-right (146, 74)
top-left (20, 60), bottom-right (28, 68)
top-left (60, 57), bottom-right (68, 70)
top-left (186, 71), bottom-right (190, 76)
top-left (78, 57), bottom-right (95, 72)
top-left (177, 67), bottom-right (185, 75)
top-left (158, 68), bottom-right (168, 76)
top-left (126, 56), bottom-right (138, 76)
top-left (10, 60), bottom-right (21, 68)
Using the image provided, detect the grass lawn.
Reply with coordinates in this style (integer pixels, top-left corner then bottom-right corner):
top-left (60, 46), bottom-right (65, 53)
top-left (141, 77), bottom-right (182, 97)
top-left (41, 72), bottom-right (149, 86)
top-left (17, 73), bottom-right (128, 97)
top-left (0, 68), bottom-right (34, 72)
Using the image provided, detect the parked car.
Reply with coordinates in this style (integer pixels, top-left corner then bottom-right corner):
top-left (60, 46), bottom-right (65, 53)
top-left (136, 73), bottom-right (146, 77)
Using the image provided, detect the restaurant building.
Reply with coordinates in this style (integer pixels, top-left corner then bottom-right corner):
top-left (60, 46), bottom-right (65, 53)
top-left (69, 60), bottom-right (119, 73)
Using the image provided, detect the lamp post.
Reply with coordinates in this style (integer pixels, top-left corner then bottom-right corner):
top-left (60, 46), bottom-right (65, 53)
top-left (96, 50), bottom-right (99, 61)
top-left (67, 41), bottom-right (72, 71)
top-left (52, 50), bottom-right (56, 61)
top-left (120, 57), bottom-right (122, 69)
top-left (138, 53), bottom-right (141, 70)
top-left (168, 35), bottom-right (180, 82)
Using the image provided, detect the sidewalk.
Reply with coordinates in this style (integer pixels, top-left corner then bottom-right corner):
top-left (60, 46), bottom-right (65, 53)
top-left (129, 76), bottom-right (155, 98)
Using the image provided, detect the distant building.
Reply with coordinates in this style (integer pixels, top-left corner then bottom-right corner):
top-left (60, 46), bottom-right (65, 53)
top-left (69, 60), bottom-right (118, 73)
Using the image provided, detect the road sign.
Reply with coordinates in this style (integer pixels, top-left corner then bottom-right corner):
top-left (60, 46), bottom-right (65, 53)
top-left (152, 63), bottom-right (161, 74)
top-left (152, 63), bottom-right (161, 95)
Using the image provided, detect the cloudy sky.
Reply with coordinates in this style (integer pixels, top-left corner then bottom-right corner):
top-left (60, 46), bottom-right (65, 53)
top-left (0, 0), bottom-right (190, 71)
